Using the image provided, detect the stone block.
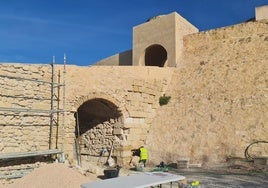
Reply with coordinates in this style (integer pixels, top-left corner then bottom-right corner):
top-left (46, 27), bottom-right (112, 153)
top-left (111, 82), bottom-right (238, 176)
top-left (124, 117), bottom-right (145, 124)
top-left (177, 158), bottom-right (189, 169)
top-left (128, 110), bottom-right (147, 118)
top-left (113, 128), bottom-right (123, 135)
top-left (133, 85), bottom-right (140, 92)
top-left (133, 80), bottom-right (144, 87)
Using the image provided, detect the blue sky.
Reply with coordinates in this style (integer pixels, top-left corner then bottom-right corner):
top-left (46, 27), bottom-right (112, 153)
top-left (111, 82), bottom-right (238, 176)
top-left (0, 0), bottom-right (267, 66)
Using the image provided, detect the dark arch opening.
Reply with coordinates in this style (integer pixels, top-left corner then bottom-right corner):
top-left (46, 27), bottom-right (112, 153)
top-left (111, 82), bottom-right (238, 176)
top-left (74, 98), bottom-right (122, 159)
top-left (145, 44), bottom-right (167, 67)
top-left (75, 98), bottom-right (122, 136)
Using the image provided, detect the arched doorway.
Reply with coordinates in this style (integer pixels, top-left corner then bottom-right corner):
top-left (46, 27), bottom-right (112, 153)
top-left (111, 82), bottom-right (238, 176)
top-left (145, 44), bottom-right (167, 67)
top-left (74, 98), bottom-right (123, 166)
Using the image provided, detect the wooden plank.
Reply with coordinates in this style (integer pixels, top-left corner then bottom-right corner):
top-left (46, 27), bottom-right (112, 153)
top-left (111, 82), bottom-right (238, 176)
top-left (0, 149), bottom-right (62, 160)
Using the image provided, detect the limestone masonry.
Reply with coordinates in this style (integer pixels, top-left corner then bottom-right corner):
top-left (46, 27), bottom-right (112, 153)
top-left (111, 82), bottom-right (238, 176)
top-left (0, 7), bottom-right (267, 167)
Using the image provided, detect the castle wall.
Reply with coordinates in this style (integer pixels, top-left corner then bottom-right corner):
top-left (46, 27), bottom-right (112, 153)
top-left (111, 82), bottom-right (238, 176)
top-left (0, 64), bottom-right (173, 165)
top-left (146, 20), bottom-right (268, 165)
top-left (64, 65), bottom-right (173, 164)
top-left (0, 20), bottom-right (267, 167)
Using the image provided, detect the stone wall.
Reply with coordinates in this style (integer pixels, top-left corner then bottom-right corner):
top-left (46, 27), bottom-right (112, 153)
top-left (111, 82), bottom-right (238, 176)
top-left (146, 20), bottom-right (268, 166)
top-left (63, 66), bottom-right (173, 165)
top-left (0, 64), bottom-right (173, 166)
top-left (0, 20), bottom-right (267, 167)
top-left (0, 64), bottom-right (53, 153)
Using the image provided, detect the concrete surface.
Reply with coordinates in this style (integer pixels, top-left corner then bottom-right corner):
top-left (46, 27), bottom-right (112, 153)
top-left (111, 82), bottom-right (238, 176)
top-left (118, 165), bottom-right (268, 188)
top-left (177, 168), bottom-right (268, 188)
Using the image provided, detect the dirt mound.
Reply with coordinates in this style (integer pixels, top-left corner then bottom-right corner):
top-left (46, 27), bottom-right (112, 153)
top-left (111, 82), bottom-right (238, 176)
top-left (0, 163), bottom-right (98, 188)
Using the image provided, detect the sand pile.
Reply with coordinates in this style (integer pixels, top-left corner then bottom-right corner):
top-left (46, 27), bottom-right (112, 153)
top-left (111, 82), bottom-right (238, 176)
top-left (0, 163), bottom-right (99, 188)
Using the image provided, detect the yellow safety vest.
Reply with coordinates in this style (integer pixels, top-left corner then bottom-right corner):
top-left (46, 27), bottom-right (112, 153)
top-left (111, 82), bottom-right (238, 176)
top-left (140, 148), bottom-right (148, 160)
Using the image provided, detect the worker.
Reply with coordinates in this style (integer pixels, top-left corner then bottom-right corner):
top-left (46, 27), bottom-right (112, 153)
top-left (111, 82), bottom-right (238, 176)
top-left (139, 146), bottom-right (148, 167)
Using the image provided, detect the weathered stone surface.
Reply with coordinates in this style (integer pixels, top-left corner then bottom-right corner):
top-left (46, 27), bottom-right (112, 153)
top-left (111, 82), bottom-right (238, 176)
top-left (146, 20), bottom-right (268, 166)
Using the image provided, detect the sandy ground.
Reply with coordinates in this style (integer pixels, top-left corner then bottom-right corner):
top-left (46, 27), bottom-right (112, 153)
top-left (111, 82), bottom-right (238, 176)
top-left (0, 163), bottom-right (99, 188)
top-left (0, 162), bottom-right (267, 188)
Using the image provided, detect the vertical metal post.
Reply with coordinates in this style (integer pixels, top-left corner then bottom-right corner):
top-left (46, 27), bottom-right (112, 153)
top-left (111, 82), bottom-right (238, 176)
top-left (49, 57), bottom-right (55, 149)
top-left (55, 70), bottom-right (61, 149)
top-left (61, 54), bottom-right (66, 162)
top-left (75, 111), bottom-right (81, 166)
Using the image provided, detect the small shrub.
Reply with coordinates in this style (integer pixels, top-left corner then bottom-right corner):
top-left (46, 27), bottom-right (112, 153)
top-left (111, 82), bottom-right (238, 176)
top-left (159, 94), bottom-right (171, 106)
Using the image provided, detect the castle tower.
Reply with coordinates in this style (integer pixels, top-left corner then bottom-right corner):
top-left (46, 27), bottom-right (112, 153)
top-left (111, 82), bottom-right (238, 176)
top-left (255, 5), bottom-right (268, 20)
top-left (132, 12), bottom-right (198, 67)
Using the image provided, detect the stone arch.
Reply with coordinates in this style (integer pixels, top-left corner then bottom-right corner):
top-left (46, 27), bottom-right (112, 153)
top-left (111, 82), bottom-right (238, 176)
top-left (75, 98), bottom-right (122, 136)
top-left (73, 92), bottom-right (123, 112)
top-left (73, 93), bottom-right (126, 165)
top-left (144, 44), bottom-right (167, 67)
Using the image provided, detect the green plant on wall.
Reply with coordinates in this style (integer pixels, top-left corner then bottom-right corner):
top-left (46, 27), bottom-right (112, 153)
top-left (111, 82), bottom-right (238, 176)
top-left (159, 94), bottom-right (171, 106)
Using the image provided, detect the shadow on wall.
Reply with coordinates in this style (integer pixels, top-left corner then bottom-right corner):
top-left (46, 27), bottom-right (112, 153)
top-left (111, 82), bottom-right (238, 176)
top-left (74, 98), bottom-right (122, 136)
top-left (119, 50), bottom-right (132, 66)
top-left (93, 50), bottom-right (132, 66)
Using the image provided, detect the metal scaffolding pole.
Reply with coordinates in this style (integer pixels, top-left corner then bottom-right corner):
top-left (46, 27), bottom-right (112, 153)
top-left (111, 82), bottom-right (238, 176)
top-left (55, 70), bottom-right (61, 149)
top-left (60, 54), bottom-right (67, 162)
top-left (75, 111), bottom-right (81, 166)
top-left (49, 57), bottom-right (55, 150)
